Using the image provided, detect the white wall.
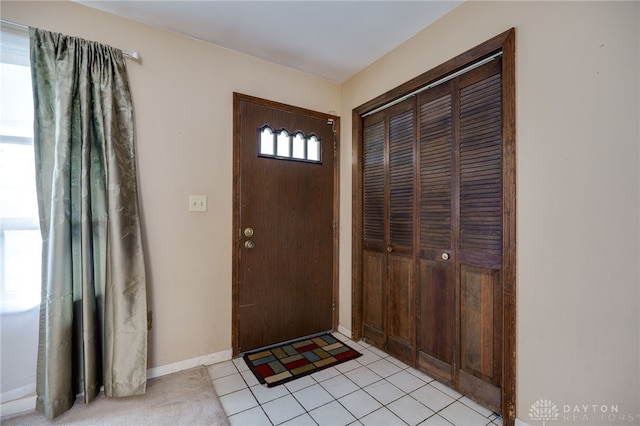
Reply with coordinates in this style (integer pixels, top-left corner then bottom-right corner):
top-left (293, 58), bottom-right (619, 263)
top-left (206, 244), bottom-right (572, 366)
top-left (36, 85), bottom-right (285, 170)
top-left (341, 1), bottom-right (640, 423)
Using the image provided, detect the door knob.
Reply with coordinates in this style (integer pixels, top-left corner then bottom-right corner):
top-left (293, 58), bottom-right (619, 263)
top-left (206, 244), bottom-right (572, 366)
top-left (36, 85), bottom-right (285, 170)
top-left (244, 227), bottom-right (254, 238)
top-left (387, 246), bottom-right (393, 253)
top-left (244, 240), bottom-right (255, 249)
top-left (441, 252), bottom-right (449, 261)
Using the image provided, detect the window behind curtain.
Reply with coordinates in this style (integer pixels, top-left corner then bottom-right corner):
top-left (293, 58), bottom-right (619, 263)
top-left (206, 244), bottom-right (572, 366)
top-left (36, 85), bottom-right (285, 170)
top-left (0, 23), bottom-right (39, 313)
top-left (0, 21), bottom-right (40, 403)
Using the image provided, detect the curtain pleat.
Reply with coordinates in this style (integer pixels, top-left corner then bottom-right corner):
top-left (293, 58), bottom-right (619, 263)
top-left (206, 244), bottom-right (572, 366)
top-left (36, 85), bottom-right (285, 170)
top-left (30, 27), bottom-right (147, 420)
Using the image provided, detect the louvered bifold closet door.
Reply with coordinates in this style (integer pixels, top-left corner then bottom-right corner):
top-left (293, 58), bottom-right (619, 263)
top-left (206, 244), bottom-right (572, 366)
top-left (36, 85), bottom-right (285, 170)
top-left (416, 59), bottom-right (504, 412)
top-left (361, 99), bottom-right (417, 364)
top-left (457, 60), bottom-right (503, 412)
top-left (386, 100), bottom-right (416, 363)
top-left (417, 83), bottom-right (456, 384)
top-left (362, 114), bottom-right (386, 347)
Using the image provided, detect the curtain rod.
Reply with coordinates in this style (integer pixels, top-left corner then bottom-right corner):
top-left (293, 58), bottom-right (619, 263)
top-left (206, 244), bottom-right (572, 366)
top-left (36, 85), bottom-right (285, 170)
top-left (362, 51), bottom-right (503, 117)
top-left (1, 19), bottom-right (141, 62)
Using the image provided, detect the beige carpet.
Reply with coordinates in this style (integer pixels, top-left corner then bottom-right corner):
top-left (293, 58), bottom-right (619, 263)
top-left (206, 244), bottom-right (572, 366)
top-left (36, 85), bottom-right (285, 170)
top-left (1, 366), bottom-right (230, 425)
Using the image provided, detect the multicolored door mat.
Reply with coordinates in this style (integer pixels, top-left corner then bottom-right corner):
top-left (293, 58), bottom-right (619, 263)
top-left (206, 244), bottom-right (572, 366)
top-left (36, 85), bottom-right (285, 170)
top-left (243, 333), bottom-right (362, 387)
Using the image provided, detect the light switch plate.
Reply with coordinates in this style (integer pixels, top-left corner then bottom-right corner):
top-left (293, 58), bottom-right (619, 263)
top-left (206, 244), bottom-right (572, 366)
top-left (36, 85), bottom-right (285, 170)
top-left (189, 195), bottom-right (207, 212)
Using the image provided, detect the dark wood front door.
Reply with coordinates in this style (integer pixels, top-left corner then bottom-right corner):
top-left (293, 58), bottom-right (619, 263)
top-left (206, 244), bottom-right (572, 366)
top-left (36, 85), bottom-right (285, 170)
top-left (233, 93), bottom-right (339, 355)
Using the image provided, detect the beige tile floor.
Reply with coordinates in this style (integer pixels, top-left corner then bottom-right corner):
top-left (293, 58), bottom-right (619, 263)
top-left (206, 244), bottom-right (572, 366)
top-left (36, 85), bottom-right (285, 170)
top-left (208, 333), bottom-right (503, 426)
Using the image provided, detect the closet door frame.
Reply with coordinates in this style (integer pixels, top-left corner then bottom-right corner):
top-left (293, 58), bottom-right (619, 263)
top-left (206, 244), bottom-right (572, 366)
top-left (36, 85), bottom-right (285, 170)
top-left (352, 28), bottom-right (516, 423)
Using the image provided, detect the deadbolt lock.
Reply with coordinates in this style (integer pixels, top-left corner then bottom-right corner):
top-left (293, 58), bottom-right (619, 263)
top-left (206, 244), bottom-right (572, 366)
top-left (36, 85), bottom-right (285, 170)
top-left (244, 227), bottom-right (254, 238)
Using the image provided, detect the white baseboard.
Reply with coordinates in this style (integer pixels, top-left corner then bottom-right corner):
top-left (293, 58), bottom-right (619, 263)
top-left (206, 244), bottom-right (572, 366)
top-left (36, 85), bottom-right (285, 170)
top-left (146, 349), bottom-right (232, 379)
top-left (1, 382), bottom-right (36, 407)
top-left (0, 348), bottom-right (233, 419)
top-left (337, 324), bottom-right (352, 338)
top-left (0, 394), bottom-right (36, 419)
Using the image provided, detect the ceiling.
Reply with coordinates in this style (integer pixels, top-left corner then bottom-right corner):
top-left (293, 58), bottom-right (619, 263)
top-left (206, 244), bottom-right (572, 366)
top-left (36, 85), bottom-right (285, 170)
top-left (75, 1), bottom-right (462, 82)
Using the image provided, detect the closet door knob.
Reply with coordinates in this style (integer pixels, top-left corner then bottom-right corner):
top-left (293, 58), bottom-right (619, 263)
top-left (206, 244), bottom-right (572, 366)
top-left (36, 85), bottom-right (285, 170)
top-left (387, 246), bottom-right (393, 253)
top-left (441, 252), bottom-right (449, 261)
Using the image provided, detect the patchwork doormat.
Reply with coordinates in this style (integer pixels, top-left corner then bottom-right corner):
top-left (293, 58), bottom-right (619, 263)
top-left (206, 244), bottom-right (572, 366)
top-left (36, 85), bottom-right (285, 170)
top-left (243, 333), bottom-right (362, 387)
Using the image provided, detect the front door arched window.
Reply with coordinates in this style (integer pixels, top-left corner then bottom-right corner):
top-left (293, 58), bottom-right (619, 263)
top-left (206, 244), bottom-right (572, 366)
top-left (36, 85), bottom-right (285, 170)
top-left (258, 126), bottom-right (322, 164)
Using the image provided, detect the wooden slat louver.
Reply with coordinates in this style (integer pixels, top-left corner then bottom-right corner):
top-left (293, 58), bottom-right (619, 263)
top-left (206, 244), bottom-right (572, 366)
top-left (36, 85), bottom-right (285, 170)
top-left (420, 94), bottom-right (453, 250)
top-left (389, 109), bottom-right (415, 247)
top-left (459, 73), bottom-right (502, 257)
top-left (363, 121), bottom-right (385, 242)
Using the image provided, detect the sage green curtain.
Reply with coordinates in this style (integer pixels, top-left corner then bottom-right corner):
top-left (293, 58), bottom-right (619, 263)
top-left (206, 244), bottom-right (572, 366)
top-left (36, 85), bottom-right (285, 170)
top-left (29, 28), bottom-right (147, 420)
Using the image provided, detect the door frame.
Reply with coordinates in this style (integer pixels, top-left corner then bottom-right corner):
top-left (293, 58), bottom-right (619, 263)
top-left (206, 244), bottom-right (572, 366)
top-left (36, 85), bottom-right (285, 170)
top-left (232, 92), bottom-right (340, 356)
top-left (351, 29), bottom-right (516, 423)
